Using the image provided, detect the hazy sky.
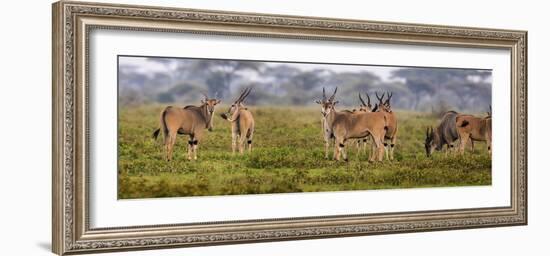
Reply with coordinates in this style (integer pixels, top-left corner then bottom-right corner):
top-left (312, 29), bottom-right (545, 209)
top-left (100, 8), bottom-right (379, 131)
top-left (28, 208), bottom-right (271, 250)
top-left (118, 56), bottom-right (492, 112)
top-left (119, 56), bottom-right (401, 82)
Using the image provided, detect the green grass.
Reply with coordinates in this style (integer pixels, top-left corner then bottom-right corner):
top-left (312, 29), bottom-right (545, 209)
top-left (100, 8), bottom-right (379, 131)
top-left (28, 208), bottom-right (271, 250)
top-left (118, 105), bottom-right (491, 199)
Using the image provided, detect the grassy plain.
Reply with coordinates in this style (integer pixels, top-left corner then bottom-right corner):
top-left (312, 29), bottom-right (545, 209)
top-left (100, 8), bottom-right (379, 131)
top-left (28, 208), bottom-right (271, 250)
top-left (118, 105), bottom-right (491, 199)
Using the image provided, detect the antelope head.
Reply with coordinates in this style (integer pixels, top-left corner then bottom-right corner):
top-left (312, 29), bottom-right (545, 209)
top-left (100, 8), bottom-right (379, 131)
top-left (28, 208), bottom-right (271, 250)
top-left (372, 92), bottom-right (384, 112)
top-left (424, 126), bottom-right (443, 157)
top-left (316, 87), bottom-right (338, 117)
top-left (374, 91), bottom-right (392, 113)
top-left (200, 92), bottom-right (221, 131)
top-left (382, 91), bottom-right (394, 112)
top-left (221, 87), bottom-right (251, 122)
top-left (357, 92), bottom-right (372, 112)
top-left (424, 126), bottom-right (436, 157)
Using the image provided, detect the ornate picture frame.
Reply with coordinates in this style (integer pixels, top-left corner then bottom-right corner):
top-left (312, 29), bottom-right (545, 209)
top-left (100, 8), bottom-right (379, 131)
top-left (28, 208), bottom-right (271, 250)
top-left (52, 1), bottom-right (527, 255)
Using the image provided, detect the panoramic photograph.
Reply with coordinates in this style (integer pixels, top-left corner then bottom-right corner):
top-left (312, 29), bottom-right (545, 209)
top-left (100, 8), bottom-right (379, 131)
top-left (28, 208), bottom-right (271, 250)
top-left (117, 55), bottom-right (492, 199)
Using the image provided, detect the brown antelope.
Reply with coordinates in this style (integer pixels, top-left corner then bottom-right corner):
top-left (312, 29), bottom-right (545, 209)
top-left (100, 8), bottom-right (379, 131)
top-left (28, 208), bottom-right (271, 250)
top-left (321, 91), bottom-right (387, 162)
top-left (315, 87), bottom-right (339, 159)
top-left (354, 93), bottom-right (373, 153)
top-left (220, 87), bottom-right (255, 154)
top-left (152, 93), bottom-right (220, 161)
top-left (455, 110), bottom-right (492, 155)
top-left (375, 92), bottom-right (398, 160)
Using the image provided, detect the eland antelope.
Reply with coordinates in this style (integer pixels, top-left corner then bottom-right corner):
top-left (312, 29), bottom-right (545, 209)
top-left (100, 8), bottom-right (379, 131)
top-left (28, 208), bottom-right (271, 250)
top-left (353, 93), bottom-right (374, 153)
top-left (375, 92), bottom-right (398, 160)
top-left (152, 93), bottom-right (220, 161)
top-left (425, 110), bottom-right (461, 157)
top-left (456, 110), bottom-right (492, 155)
top-left (315, 87), bottom-right (339, 159)
top-left (220, 87), bottom-right (255, 154)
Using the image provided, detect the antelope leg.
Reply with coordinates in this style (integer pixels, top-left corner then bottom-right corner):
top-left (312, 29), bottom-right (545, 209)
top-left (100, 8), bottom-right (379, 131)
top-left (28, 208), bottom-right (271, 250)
top-left (371, 135), bottom-right (384, 162)
top-left (193, 142), bottom-right (198, 160)
top-left (187, 138), bottom-right (193, 160)
top-left (369, 139), bottom-right (376, 162)
top-left (458, 135), bottom-right (467, 155)
top-left (333, 140), bottom-right (340, 161)
top-left (384, 141), bottom-right (389, 161)
top-left (247, 130), bottom-right (253, 152)
top-left (164, 142), bottom-right (170, 162)
top-left (390, 136), bottom-right (396, 160)
top-left (340, 141), bottom-right (348, 162)
top-left (167, 132), bottom-right (176, 161)
top-left (378, 140), bottom-right (385, 162)
top-left (325, 140), bottom-right (330, 159)
top-left (239, 134), bottom-right (246, 154)
top-left (231, 132), bottom-right (237, 154)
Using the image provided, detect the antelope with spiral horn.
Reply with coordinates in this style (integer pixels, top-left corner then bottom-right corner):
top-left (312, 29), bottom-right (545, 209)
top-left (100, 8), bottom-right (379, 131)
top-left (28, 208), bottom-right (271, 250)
top-left (315, 87), bottom-right (340, 159)
top-left (220, 87), bottom-right (255, 154)
top-left (375, 92), bottom-right (399, 160)
top-left (353, 92), bottom-right (374, 154)
top-left (424, 110), bottom-right (462, 157)
top-left (152, 92), bottom-right (220, 161)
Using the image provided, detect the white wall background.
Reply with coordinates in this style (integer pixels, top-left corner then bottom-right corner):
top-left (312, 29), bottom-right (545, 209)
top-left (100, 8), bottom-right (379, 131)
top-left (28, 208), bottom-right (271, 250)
top-left (0, 0), bottom-right (546, 255)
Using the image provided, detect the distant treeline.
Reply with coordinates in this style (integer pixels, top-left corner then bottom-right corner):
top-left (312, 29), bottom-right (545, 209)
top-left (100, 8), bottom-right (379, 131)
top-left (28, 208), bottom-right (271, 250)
top-left (118, 57), bottom-right (491, 113)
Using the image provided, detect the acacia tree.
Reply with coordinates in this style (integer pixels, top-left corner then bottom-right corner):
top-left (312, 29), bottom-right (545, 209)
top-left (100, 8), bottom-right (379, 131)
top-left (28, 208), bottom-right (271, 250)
top-left (192, 60), bottom-right (262, 98)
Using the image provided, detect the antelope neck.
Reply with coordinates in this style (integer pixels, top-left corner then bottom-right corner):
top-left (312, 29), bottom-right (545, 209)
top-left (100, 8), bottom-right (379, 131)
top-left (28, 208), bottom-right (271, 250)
top-left (200, 104), bottom-right (213, 128)
top-left (325, 109), bottom-right (337, 124)
top-left (434, 130), bottom-right (444, 149)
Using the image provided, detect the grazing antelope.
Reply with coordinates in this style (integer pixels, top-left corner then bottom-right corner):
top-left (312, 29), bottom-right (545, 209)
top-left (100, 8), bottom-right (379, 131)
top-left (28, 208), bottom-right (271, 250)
top-left (455, 110), bottom-right (492, 155)
top-left (425, 110), bottom-right (462, 157)
top-left (375, 92), bottom-right (398, 160)
top-left (321, 91), bottom-right (387, 162)
top-left (220, 87), bottom-right (255, 154)
top-left (152, 93), bottom-right (220, 161)
top-left (315, 87), bottom-right (339, 159)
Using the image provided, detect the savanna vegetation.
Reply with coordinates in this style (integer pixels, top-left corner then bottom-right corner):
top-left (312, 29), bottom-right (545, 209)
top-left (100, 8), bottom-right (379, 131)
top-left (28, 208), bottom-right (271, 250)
top-left (118, 105), bottom-right (491, 199)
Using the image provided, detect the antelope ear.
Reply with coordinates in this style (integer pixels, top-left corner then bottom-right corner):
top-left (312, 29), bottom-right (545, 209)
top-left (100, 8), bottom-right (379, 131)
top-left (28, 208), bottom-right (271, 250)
top-left (333, 101), bottom-right (339, 105)
top-left (216, 100), bottom-right (221, 104)
top-left (315, 100), bottom-right (322, 104)
top-left (201, 99), bottom-right (205, 104)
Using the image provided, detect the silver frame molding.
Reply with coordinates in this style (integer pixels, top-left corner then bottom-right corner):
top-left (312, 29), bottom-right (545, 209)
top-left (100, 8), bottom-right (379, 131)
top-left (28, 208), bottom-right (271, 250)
top-left (52, 1), bottom-right (527, 255)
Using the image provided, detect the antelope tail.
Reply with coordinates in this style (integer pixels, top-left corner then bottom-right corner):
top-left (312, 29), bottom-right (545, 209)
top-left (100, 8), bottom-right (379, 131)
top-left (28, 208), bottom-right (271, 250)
top-left (152, 108), bottom-right (169, 141)
top-left (460, 120), bottom-right (470, 128)
top-left (383, 115), bottom-right (389, 131)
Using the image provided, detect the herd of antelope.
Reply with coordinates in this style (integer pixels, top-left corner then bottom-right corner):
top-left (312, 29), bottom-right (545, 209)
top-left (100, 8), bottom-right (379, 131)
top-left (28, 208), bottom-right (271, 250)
top-left (316, 88), bottom-right (397, 162)
top-left (152, 87), bottom-right (491, 162)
